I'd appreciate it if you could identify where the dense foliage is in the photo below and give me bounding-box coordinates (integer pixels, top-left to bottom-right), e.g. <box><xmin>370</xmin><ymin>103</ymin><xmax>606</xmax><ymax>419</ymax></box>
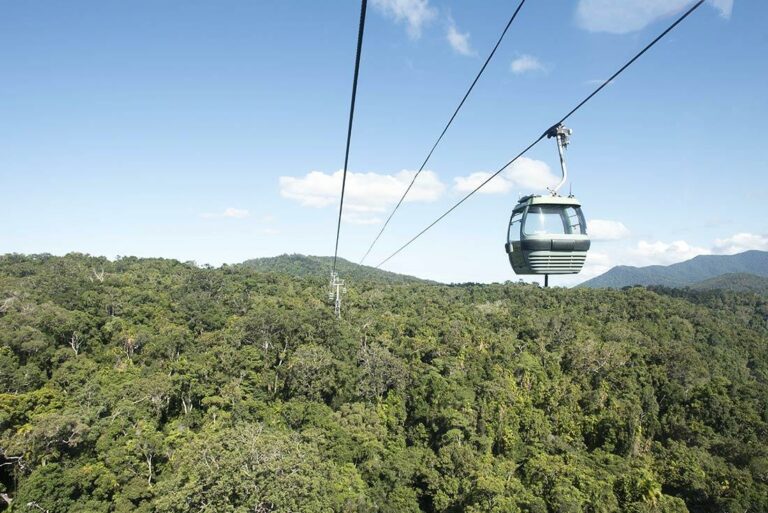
<box><xmin>1</xmin><ymin>253</ymin><xmax>767</xmax><ymax>512</ymax></box>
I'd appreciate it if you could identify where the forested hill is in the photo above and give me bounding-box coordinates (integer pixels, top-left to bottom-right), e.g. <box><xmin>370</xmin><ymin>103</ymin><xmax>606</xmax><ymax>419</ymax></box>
<box><xmin>1</xmin><ymin>253</ymin><xmax>768</xmax><ymax>512</ymax></box>
<box><xmin>580</xmin><ymin>250</ymin><xmax>768</xmax><ymax>288</ymax></box>
<box><xmin>690</xmin><ymin>272</ymin><xmax>768</xmax><ymax>296</ymax></box>
<box><xmin>240</xmin><ymin>253</ymin><xmax>432</xmax><ymax>283</ymax></box>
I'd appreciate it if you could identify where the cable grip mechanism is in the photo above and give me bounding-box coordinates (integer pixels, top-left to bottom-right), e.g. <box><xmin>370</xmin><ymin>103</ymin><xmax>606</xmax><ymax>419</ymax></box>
<box><xmin>546</xmin><ymin>124</ymin><xmax>573</xmax><ymax>196</ymax></box>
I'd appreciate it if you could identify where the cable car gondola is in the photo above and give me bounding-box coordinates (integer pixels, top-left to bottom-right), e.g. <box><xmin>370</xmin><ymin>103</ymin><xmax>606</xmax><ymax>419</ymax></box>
<box><xmin>505</xmin><ymin>124</ymin><xmax>590</xmax><ymax>282</ymax></box>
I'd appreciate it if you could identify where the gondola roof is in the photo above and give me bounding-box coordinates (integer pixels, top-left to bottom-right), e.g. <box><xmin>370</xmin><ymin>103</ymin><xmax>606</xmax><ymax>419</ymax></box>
<box><xmin>514</xmin><ymin>194</ymin><xmax>582</xmax><ymax>208</ymax></box>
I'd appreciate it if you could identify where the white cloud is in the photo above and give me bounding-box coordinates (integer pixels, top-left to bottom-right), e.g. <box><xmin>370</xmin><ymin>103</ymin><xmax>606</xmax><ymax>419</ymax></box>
<box><xmin>200</xmin><ymin>207</ymin><xmax>250</xmax><ymax>219</ymax></box>
<box><xmin>709</xmin><ymin>0</ymin><xmax>734</xmax><ymax>18</ymax></box>
<box><xmin>588</xmin><ymin>219</ymin><xmax>630</xmax><ymax>240</ymax></box>
<box><xmin>713</xmin><ymin>232</ymin><xmax>768</xmax><ymax>254</ymax></box>
<box><xmin>632</xmin><ymin>239</ymin><xmax>710</xmax><ymax>265</ymax></box>
<box><xmin>372</xmin><ymin>0</ymin><xmax>437</xmax><ymax>38</ymax></box>
<box><xmin>279</xmin><ymin>169</ymin><xmax>445</xmax><ymax>224</ymax></box>
<box><xmin>446</xmin><ymin>21</ymin><xmax>474</xmax><ymax>56</ymax></box>
<box><xmin>504</xmin><ymin>157</ymin><xmax>559</xmax><ymax>190</ymax></box>
<box><xmin>575</xmin><ymin>0</ymin><xmax>733</xmax><ymax>35</ymax></box>
<box><xmin>510</xmin><ymin>54</ymin><xmax>545</xmax><ymax>75</ymax></box>
<box><xmin>453</xmin><ymin>157</ymin><xmax>559</xmax><ymax>195</ymax></box>
<box><xmin>453</xmin><ymin>172</ymin><xmax>510</xmax><ymax>194</ymax></box>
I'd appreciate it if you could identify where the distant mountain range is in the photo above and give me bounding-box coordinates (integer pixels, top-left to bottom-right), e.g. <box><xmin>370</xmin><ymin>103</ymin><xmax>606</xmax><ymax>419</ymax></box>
<box><xmin>240</xmin><ymin>252</ymin><xmax>768</xmax><ymax>293</ymax></box>
<box><xmin>239</xmin><ymin>254</ymin><xmax>430</xmax><ymax>283</ymax></box>
<box><xmin>580</xmin><ymin>250</ymin><xmax>768</xmax><ymax>292</ymax></box>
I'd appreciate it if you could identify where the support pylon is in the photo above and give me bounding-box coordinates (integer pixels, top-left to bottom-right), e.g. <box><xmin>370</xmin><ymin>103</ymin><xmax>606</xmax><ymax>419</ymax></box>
<box><xmin>328</xmin><ymin>272</ymin><xmax>346</xmax><ymax>318</ymax></box>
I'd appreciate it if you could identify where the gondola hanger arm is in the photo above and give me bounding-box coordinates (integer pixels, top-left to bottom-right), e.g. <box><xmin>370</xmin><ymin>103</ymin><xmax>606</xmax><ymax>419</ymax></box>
<box><xmin>546</xmin><ymin>124</ymin><xmax>572</xmax><ymax>196</ymax></box>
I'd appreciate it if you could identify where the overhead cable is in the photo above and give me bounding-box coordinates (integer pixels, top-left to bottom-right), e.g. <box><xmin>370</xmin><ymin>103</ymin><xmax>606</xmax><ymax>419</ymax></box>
<box><xmin>359</xmin><ymin>0</ymin><xmax>528</xmax><ymax>265</ymax></box>
<box><xmin>333</xmin><ymin>0</ymin><xmax>368</xmax><ymax>274</ymax></box>
<box><xmin>375</xmin><ymin>0</ymin><xmax>706</xmax><ymax>269</ymax></box>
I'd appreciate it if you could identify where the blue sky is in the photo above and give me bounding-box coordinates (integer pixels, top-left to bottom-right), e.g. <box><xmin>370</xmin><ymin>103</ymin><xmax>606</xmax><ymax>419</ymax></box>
<box><xmin>1</xmin><ymin>0</ymin><xmax>765</xmax><ymax>284</ymax></box>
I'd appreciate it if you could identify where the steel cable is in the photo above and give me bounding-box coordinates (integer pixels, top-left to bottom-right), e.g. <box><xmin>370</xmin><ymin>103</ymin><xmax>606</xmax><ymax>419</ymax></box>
<box><xmin>375</xmin><ymin>0</ymin><xmax>706</xmax><ymax>269</ymax></box>
<box><xmin>359</xmin><ymin>0</ymin><xmax>528</xmax><ymax>264</ymax></box>
<box><xmin>333</xmin><ymin>0</ymin><xmax>368</xmax><ymax>274</ymax></box>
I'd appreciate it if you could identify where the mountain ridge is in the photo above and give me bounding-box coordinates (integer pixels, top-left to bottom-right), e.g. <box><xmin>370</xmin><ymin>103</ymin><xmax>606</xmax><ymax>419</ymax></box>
<box><xmin>579</xmin><ymin>250</ymin><xmax>768</xmax><ymax>288</ymax></box>
<box><xmin>689</xmin><ymin>272</ymin><xmax>768</xmax><ymax>295</ymax></box>
<box><xmin>239</xmin><ymin>253</ymin><xmax>433</xmax><ymax>284</ymax></box>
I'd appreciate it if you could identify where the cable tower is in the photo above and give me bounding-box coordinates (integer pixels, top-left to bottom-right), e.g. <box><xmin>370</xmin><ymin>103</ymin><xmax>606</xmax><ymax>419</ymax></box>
<box><xmin>328</xmin><ymin>271</ymin><xmax>347</xmax><ymax>318</ymax></box>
